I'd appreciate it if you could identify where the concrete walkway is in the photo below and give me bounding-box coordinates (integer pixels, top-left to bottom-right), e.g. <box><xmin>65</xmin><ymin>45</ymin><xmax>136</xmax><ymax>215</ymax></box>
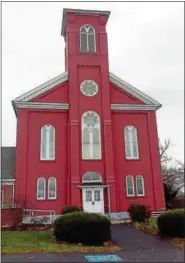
<box><xmin>2</xmin><ymin>224</ymin><xmax>184</xmax><ymax>262</ymax></box>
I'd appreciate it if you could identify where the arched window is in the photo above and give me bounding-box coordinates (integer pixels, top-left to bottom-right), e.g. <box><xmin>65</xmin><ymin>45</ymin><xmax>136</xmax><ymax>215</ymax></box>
<box><xmin>40</xmin><ymin>125</ymin><xmax>55</xmax><ymax>160</ymax></box>
<box><xmin>126</xmin><ymin>175</ymin><xmax>135</xmax><ymax>197</ymax></box>
<box><xmin>124</xmin><ymin>125</ymin><xmax>139</xmax><ymax>159</ymax></box>
<box><xmin>37</xmin><ymin>177</ymin><xmax>46</xmax><ymax>200</ymax></box>
<box><xmin>82</xmin><ymin>171</ymin><xmax>102</xmax><ymax>184</ymax></box>
<box><xmin>80</xmin><ymin>25</ymin><xmax>96</xmax><ymax>52</ymax></box>
<box><xmin>82</xmin><ymin>111</ymin><xmax>101</xmax><ymax>159</ymax></box>
<box><xmin>136</xmin><ymin>175</ymin><xmax>145</xmax><ymax>196</ymax></box>
<box><xmin>48</xmin><ymin>177</ymin><xmax>57</xmax><ymax>199</ymax></box>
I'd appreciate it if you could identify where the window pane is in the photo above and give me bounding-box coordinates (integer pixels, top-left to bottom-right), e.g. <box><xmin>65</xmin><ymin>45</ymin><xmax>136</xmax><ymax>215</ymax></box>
<box><xmin>41</xmin><ymin>127</ymin><xmax>47</xmax><ymax>159</ymax></box>
<box><xmin>137</xmin><ymin>177</ymin><xmax>144</xmax><ymax>195</ymax></box>
<box><xmin>48</xmin><ymin>179</ymin><xmax>56</xmax><ymax>199</ymax></box>
<box><xmin>86</xmin><ymin>190</ymin><xmax>92</xmax><ymax>201</ymax></box>
<box><xmin>125</xmin><ymin>142</ymin><xmax>132</xmax><ymax>158</ymax></box>
<box><xmin>88</xmin><ymin>34</ymin><xmax>95</xmax><ymax>52</ymax></box>
<box><xmin>80</xmin><ymin>33</ymin><xmax>87</xmax><ymax>52</ymax></box>
<box><xmin>126</xmin><ymin>177</ymin><xmax>134</xmax><ymax>195</ymax></box>
<box><xmin>49</xmin><ymin>127</ymin><xmax>55</xmax><ymax>159</ymax></box>
<box><xmin>37</xmin><ymin>178</ymin><xmax>45</xmax><ymax>199</ymax></box>
<box><xmin>82</xmin><ymin>128</ymin><xmax>91</xmax><ymax>159</ymax></box>
<box><xmin>133</xmin><ymin>142</ymin><xmax>138</xmax><ymax>158</ymax></box>
<box><xmin>94</xmin><ymin>190</ymin><xmax>100</xmax><ymax>201</ymax></box>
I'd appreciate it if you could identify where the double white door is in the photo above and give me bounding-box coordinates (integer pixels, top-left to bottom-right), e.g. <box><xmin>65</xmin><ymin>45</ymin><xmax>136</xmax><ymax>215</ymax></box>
<box><xmin>82</xmin><ymin>188</ymin><xmax>104</xmax><ymax>214</ymax></box>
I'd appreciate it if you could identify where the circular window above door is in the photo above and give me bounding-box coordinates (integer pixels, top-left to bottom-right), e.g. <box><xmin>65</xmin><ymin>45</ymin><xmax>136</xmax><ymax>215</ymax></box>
<box><xmin>80</xmin><ymin>80</ymin><xmax>98</xmax><ymax>96</ymax></box>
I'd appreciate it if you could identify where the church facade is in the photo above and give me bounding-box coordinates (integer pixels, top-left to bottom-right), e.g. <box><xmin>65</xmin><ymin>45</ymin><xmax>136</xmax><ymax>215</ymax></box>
<box><xmin>12</xmin><ymin>8</ymin><xmax>165</xmax><ymax>214</ymax></box>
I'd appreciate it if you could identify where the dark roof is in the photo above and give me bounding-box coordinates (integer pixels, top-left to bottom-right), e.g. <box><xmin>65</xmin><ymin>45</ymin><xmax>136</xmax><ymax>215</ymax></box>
<box><xmin>1</xmin><ymin>147</ymin><xmax>16</xmax><ymax>179</ymax></box>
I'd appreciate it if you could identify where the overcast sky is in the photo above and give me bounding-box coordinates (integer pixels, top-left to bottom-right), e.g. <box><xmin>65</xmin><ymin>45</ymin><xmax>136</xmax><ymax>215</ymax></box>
<box><xmin>2</xmin><ymin>2</ymin><xmax>184</xmax><ymax>164</ymax></box>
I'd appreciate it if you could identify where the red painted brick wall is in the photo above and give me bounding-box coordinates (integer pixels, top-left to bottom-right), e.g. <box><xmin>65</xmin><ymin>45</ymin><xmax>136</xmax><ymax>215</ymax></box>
<box><xmin>1</xmin><ymin>208</ymin><xmax>23</xmax><ymax>227</ymax></box>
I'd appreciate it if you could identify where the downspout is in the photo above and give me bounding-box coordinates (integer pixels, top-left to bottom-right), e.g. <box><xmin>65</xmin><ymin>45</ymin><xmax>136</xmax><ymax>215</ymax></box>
<box><xmin>107</xmin><ymin>185</ymin><xmax>111</xmax><ymax>214</ymax></box>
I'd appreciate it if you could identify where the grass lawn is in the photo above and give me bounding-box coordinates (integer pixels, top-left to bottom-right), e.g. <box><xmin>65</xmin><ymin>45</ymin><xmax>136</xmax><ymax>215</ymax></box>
<box><xmin>2</xmin><ymin>231</ymin><xmax>121</xmax><ymax>254</ymax></box>
<box><xmin>133</xmin><ymin>218</ymin><xmax>185</xmax><ymax>248</ymax></box>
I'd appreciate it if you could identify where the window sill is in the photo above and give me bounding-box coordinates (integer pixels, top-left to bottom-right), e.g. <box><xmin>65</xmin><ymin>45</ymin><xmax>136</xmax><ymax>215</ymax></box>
<box><xmin>126</xmin><ymin>195</ymin><xmax>145</xmax><ymax>198</ymax></box>
<box><xmin>40</xmin><ymin>159</ymin><xmax>56</xmax><ymax>163</ymax></box>
<box><xmin>79</xmin><ymin>52</ymin><xmax>97</xmax><ymax>55</ymax></box>
<box><xmin>125</xmin><ymin>158</ymin><xmax>140</xmax><ymax>161</ymax></box>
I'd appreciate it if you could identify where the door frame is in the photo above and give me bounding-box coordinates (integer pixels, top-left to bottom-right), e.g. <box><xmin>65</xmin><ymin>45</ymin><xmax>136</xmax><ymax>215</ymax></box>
<box><xmin>82</xmin><ymin>187</ymin><xmax>104</xmax><ymax>214</ymax></box>
<box><xmin>78</xmin><ymin>184</ymin><xmax>110</xmax><ymax>214</ymax></box>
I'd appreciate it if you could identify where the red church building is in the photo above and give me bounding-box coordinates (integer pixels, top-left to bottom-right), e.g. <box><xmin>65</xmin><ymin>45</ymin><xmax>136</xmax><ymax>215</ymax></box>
<box><xmin>11</xmin><ymin>8</ymin><xmax>165</xmax><ymax>215</ymax></box>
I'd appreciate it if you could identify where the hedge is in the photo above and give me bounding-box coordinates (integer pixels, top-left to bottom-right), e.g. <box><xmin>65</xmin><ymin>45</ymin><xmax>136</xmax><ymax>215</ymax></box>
<box><xmin>128</xmin><ymin>203</ymin><xmax>151</xmax><ymax>222</ymax></box>
<box><xmin>62</xmin><ymin>205</ymin><xmax>81</xmax><ymax>215</ymax></box>
<box><xmin>54</xmin><ymin>212</ymin><xmax>111</xmax><ymax>245</ymax></box>
<box><xmin>157</xmin><ymin>211</ymin><xmax>185</xmax><ymax>238</ymax></box>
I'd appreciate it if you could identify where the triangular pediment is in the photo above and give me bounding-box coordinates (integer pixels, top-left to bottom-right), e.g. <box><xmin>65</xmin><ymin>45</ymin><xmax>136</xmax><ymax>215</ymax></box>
<box><xmin>12</xmin><ymin>70</ymin><xmax>161</xmax><ymax>114</ymax></box>
<box><xmin>13</xmin><ymin>72</ymin><xmax>68</xmax><ymax>102</ymax></box>
<box><xmin>109</xmin><ymin>72</ymin><xmax>161</xmax><ymax>107</ymax></box>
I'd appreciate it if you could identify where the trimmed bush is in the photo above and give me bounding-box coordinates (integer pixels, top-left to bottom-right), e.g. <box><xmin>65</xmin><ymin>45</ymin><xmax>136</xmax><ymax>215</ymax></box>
<box><xmin>164</xmin><ymin>208</ymin><xmax>184</xmax><ymax>215</ymax></box>
<box><xmin>54</xmin><ymin>212</ymin><xmax>111</xmax><ymax>245</ymax></box>
<box><xmin>157</xmin><ymin>211</ymin><xmax>185</xmax><ymax>238</ymax></box>
<box><xmin>128</xmin><ymin>203</ymin><xmax>151</xmax><ymax>222</ymax></box>
<box><xmin>62</xmin><ymin>205</ymin><xmax>81</xmax><ymax>215</ymax></box>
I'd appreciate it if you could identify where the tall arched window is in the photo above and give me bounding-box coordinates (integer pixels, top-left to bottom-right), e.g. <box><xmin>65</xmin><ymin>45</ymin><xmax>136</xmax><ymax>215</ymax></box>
<box><xmin>40</xmin><ymin>125</ymin><xmax>55</xmax><ymax>160</ymax></box>
<box><xmin>82</xmin><ymin>111</ymin><xmax>101</xmax><ymax>159</ymax></box>
<box><xmin>80</xmin><ymin>25</ymin><xmax>96</xmax><ymax>52</ymax></box>
<box><xmin>124</xmin><ymin>125</ymin><xmax>139</xmax><ymax>159</ymax></box>
<box><xmin>48</xmin><ymin>177</ymin><xmax>57</xmax><ymax>200</ymax></box>
<box><xmin>136</xmin><ymin>175</ymin><xmax>145</xmax><ymax>196</ymax></box>
<box><xmin>126</xmin><ymin>175</ymin><xmax>135</xmax><ymax>197</ymax></box>
<box><xmin>37</xmin><ymin>177</ymin><xmax>46</xmax><ymax>200</ymax></box>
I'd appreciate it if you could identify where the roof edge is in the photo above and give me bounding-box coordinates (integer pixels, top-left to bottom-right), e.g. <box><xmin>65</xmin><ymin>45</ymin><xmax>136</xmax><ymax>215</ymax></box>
<box><xmin>61</xmin><ymin>8</ymin><xmax>110</xmax><ymax>36</ymax></box>
<box><xmin>13</xmin><ymin>71</ymin><xmax>68</xmax><ymax>103</ymax></box>
<box><xmin>109</xmin><ymin>72</ymin><xmax>162</xmax><ymax>109</ymax></box>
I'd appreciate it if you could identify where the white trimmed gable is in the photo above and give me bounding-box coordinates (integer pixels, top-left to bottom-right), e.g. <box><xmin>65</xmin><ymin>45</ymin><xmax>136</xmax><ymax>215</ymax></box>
<box><xmin>12</xmin><ymin>71</ymin><xmax>162</xmax><ymax>114</ymax></box>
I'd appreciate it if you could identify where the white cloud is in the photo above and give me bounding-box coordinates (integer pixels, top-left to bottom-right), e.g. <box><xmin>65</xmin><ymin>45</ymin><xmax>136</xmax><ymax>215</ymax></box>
<box><xmin>2</xmin><ymin>2</ymin><xmax>184</xmax><ymax>162</ymax></box>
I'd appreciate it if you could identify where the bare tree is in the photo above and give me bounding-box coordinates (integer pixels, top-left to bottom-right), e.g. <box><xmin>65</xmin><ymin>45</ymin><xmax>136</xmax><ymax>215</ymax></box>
<box><xmin>159</xmin><ymin>139</ymin><xmax>184</xmax><ymax>208</ymax></box>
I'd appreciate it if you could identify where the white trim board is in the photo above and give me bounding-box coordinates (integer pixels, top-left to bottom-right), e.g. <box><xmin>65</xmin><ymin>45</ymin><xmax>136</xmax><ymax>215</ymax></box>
<box><xmin>13</xmin><ymin>72</ymin><xmax>68</xmax><ymax>102</ymax></box>
<box><xmin>12</xmin><ymin>71</ymin><xmax>162</xmax><ymax>113</ymax></box>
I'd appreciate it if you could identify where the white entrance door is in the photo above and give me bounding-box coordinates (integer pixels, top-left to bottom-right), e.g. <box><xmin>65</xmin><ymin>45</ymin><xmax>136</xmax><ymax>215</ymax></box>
<box><xmin>82</xmin><ymin>188</ymin><xmax>104</xmax><ymax>214</ymax></box>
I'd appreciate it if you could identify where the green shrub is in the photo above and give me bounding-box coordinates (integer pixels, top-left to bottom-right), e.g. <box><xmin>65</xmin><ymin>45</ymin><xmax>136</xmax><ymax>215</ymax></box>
<box><xmin>62</xmin><ymin>205</ymin><xmax>81</xmax><ymax>215</ymax></box>
<box><xmin>54</xmin><ymin>212</ymin><xmax>111</xmax><ymax>245</ymax></box>
<box><xmin>164</xmin><ymin>208</ymin><xmax>184</xmax><ymax>215</ymax></box>
<box><xmin>157</xmin><ymin>212</ymin><xmax>185</xmax><ymax>238</ymax></box>
<box><xmin>128</xmin><ymin>203</ymin><xmax>151</xmax><ymax>222</ymax></box>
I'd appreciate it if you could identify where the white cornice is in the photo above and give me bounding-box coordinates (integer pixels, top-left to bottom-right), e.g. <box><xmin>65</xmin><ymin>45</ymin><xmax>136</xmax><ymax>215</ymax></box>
<box><xmin>111</xmin><ymin>104</ymin><xmax>160</xmax><ymax>111</ymax></box>
<box><xmin>13</xmin><ymin>102</ymin><xmax>69</xmax><ymax>115</ymax></box>
<box><xmin>61</xmin><ymin>8</ymin><xmax>110</xmax><ymax>36</ymax></box>
<box><xmin>109</xmin><ymin>72</ymin><xmax>162</xmax><ymax>108</ymax></box>
<box><xmin>13</xmin><ymin>72</ymin><xmax>68</xmax><ymax>102</ymax></box>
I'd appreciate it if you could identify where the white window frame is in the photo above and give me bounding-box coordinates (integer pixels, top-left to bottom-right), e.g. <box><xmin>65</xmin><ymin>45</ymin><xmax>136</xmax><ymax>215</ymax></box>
<box><xmin>82</xmin><ymin>111</ymin><xmax>102</xmax><ymax>160</ymax></box>
<box><xmin>80</xmin><ymin>24</ymin><xmax>96</xmax><ymax>52</ymax></box>
<box><xmin>40</xmin><ymin>124</ymin><xmax>55</xmax><ymax>161</ymax></box>
<box><xmin>80</xmin><ymin>80</ymin><xmax>98</xmax><ymax>97</ymax></box>
<box><xmin>37</xmin><ymin>177</ymin><xmax>46</xmax><ymax>200</ymax></box>
<box><xmin>126</xmin><ymin>175</ymin><xmax>135</xmax><ymax>197</ymax></box>
<box><xmin>124</xmin><ymin>125</ymin><xmax>139</xmax><ymax>160</ymax></box>
<box><xmin>82</xmin><ymin>171</ymin><xmax>102</xmax><ymax>184</ymax></box>
<box><xmin>48</xmin><ymin>177</ymin><xmax>57</xmax><ymax>200</ymax></box>
<box><xmin>136</xmin><ymin>175</ymin><xmax>145</xmax><ymax>196</ymax></box>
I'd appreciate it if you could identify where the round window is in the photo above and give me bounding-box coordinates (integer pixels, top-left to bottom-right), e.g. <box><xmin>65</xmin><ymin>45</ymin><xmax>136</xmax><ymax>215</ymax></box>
<box><xmin>80</xmin><ymin>80</ymin><xmax>98</xmax><ymax>96</ymax></box>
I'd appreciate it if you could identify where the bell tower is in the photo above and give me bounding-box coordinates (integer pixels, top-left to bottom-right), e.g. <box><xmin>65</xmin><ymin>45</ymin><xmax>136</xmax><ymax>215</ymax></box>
<box><xmin>61</xmin><ymin>8</ymin><xmax>117</xmax><ymax>211</ymax></box>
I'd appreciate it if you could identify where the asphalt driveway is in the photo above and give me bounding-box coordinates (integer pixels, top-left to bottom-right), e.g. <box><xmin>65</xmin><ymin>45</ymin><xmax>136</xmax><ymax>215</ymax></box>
<box><xmin>2</xmin><ymin>224</ymin><xmax>184</xmax><ymax>262</ymax></box>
